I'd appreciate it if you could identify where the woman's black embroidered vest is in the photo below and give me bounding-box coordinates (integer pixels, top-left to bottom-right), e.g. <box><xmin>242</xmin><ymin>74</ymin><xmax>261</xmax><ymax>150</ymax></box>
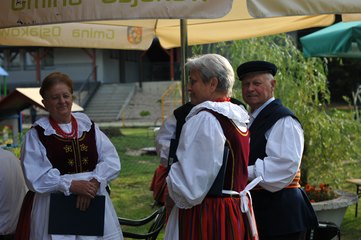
<box><xmin>35</xmin><ymin>122</ymin><xmax>98</xmax><ymax>175</ymax></box>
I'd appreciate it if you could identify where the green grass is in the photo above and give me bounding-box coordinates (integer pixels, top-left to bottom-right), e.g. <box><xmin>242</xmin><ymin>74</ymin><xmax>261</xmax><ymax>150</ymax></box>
<box><xmin>106</xmin><ymin>127</ymin><xmax>163</xmax><ymax>238</ymax></box>
<box><xmin>105</xmin><ymin>126</ymin><xmax>360</xmax><ymax>240</ymax></box>
<box><xmin>342</xmin><ymin>206</ymin><xmax>361</xmax><ymax>240</ymax></box>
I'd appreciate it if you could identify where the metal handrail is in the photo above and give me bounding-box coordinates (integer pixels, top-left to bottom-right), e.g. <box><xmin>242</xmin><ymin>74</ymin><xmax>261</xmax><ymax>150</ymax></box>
<box><xmin>160</xmin><ymin>81</ymin><xmax>182</xmax><ymax>123</ymax></box>
<box><xmin>77</xmin><ymin>67</ymin><xmax>97</xmax><ymax>106</ymax></box>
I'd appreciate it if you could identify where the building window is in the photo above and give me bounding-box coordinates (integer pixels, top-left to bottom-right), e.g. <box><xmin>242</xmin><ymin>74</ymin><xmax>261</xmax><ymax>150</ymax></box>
<box><xmin>9</xmin><ymin>50</ymin><xmax>21</xmax><ymax>70</ymax></box>
<box><xmin>25</xmin><ymin>48</ymin><xmax>54</xmax><ymax>69</ymax></box>
<box><xmin>0</xmin><ymin>48</ymin><xmax>54</xmax><ymax>70</ymax></box>
<box><xmin>25</xmin><ymin>51</ymin><xmax>36</xmax><ymax>69</ymax></box>
<box><xmin>42</xmin><ymin>48</ymin><xmax>54</xmax><ymax>67</ymax></box>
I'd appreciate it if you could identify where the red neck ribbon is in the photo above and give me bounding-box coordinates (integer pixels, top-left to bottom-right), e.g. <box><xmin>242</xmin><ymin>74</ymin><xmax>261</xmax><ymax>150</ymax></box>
<box><xmin>213</xmin><ymin>97</ymin><xmax>231</xmax><ymax>102</ymax></box>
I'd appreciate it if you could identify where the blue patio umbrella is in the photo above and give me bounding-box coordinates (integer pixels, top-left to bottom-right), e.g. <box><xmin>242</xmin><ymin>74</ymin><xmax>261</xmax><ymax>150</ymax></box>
<box><xmin>0</xmin><ymin>66</ymin><xmax>8</xmax><ymax>77</ymax></box>
<box><xmin>300</xmin><ymin>21</ymin><xmax>361</xmax><ymax>58</ymax></box>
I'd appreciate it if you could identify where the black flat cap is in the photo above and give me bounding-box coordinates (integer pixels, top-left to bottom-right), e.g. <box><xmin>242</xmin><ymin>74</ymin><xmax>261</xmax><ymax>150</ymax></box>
<box><xmin>237</xmin><ymin>60</ymin><xmax>277</xmax><ymax>80</ymax></box>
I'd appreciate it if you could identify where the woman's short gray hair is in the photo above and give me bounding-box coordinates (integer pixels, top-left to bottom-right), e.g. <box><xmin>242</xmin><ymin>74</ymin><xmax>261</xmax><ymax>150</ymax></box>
<box><xmin>185</xmin><ymin>54</ymin><xmax>234</xmax><ymax>96</ymax></box>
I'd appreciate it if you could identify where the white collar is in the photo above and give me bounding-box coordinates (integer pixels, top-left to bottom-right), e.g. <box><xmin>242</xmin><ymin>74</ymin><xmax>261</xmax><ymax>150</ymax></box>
<box><xmin>250</xmin><ymin>97</ymin><xmax>275</xmax><ymax>120</ymax></box>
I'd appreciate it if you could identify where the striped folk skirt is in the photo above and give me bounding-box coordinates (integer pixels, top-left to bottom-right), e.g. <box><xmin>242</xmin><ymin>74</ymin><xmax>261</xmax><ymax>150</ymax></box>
<box><xmin>178</xmin><ymin>196</ymin><xmax>255</xmax><ymax>240</ymax></box>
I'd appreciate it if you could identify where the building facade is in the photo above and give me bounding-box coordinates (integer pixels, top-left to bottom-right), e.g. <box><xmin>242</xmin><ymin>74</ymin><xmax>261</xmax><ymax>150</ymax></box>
<box><xmin>0</xmin><ymin>40</ymin><xmax>180</xmax><ymax>94</ymax></box>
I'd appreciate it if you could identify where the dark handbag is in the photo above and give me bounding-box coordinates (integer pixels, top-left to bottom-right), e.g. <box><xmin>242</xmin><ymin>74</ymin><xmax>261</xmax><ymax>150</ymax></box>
<box><xmin>48</xmin><ymin>193</ymin><xmax>105</xmax><ymax>236</ymax></box>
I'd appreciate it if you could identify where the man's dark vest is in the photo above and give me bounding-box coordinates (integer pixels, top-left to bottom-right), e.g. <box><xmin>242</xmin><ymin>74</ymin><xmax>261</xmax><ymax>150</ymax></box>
<box><xmin>173</xmin><ymin>102</ymin><xmax>194</xmax><ymax>140</ymax></box>
<box><xmin>249</xmin><ymin>99</ymin><xmax>299</xmax><ymax>165</ymax></box>
<box><xmin>35</xmin><ymin>122</ymin><xmax>98</xmax><ymax>174</ymax></box>
<box><xmin>168</xmin><ymin>102</ymin><xmax>194</xmax><ymax>165</ymax></box>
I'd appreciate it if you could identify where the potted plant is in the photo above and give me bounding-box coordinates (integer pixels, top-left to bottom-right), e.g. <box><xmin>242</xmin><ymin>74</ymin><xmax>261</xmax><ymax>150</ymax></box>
<box><xmin>304</xmin><ymin>183</ymin><xmax>358</xmax><ymax>227</ymax></box>
<box><xmin>304</xmin><ymin>183</ymin><xmax>337</xmax><ymax>203</ymax></box>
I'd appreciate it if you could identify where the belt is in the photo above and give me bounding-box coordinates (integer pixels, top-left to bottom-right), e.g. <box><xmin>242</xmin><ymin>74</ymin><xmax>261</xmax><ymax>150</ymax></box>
<box><xmin>222</xmin><ymin>176</ymin><xmax>263</xmax><ymax>239</ymax></box>
<box><xmin>251</xmin><ymin>169</ymin><xmax>301</xmax><ymax>191</ymax></box>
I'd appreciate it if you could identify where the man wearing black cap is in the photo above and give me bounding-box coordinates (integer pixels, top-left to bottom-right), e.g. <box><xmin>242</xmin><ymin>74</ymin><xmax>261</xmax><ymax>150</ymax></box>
<box><xmin>237</xmin><ymin>60</ymin><xmax>318</xmax><ymax>240</ymax></box>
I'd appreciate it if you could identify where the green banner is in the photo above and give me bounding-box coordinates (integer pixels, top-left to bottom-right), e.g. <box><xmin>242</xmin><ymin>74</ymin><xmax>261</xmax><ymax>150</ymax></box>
<box><xmin>248</xmin><ymin>0</ymin><xmax>361</xmax><ymax>17</ymax></box>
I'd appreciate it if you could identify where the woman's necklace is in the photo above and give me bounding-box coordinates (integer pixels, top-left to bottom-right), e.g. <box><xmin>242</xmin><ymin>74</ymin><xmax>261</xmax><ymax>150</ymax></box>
<box><xmin>49</xmin><ymin>115</ymin><xmax>78</xmax><ymax>139</ymax></box>
<box><xmin>214</xmin><ymin>97</ymin><xmax>230</xmax><ymax>102</ymax></box>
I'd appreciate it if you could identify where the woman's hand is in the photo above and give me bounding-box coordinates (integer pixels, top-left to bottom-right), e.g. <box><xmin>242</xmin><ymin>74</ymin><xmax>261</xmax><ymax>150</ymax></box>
<box><xmin>90</xmin><ymin>178</ymin><xmax>100</xmax><ymax>191</ymax></box>
<box><xmin>70</xmin><ymin>179</ymin><xmax>101</xmax><ymax>211</ymax></box>
<box><xmin>76</xmin><ymin>195</ymin><xmax>92</xmax><ymax>211</ymax></box>
<box><xmin>70</xmin><ymin>180</ymin><xmax>98</xmax><ymax>198</ymax></box>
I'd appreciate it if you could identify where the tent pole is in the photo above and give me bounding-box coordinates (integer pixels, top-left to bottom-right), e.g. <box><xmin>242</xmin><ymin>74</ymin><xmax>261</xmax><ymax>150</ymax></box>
<box><xmin>180</xmin><ymin>19</ymin><xmax>188</xmax><ymax>104</ymax></box>
<box><xmin>165</xmin><ymin>49</ymin><xmax>175</xmax><ymax>81</ymax></box>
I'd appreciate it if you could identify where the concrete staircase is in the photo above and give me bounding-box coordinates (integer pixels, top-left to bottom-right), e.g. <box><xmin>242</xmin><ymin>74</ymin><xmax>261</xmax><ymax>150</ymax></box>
<box><xmin>84</xmin><ymin>81</ymin><xmax>181</xmax><ymax>126</ymax></box>
<box><xmin>120</xmin><ymin>81</ymin><xmax>178</xmax><ymax>126</ymax></box>
<box><xmin>84</xmin><ymin>83</ymin><xmax>135</xmax><ymax>122</ymax></box>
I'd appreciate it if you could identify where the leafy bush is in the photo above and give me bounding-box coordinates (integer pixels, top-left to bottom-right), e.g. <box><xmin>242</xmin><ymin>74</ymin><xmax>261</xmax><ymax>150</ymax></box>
<box><xmin>140</xmin><ymin>110</ymin><xmax>151</xmax><ymax>117</ymax></box>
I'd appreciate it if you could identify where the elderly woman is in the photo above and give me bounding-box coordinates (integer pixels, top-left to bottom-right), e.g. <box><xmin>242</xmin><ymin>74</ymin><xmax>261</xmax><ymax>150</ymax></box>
<box><xmin>164</xmin><ymin>54</ymin><xmax>257</xmax><ymax>240</ymax></box>
<box><xmin>17</xmin><ymin>72</ymin><xmax>123</xmax><ymax>239</ymax></box>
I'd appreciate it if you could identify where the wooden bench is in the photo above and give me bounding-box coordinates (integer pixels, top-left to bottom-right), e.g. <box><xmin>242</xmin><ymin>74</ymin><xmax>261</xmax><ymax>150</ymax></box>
<box><xmin>346</xmin><ymin>179</ymin><xmax>361</xmax><ymax>217</ymax></box>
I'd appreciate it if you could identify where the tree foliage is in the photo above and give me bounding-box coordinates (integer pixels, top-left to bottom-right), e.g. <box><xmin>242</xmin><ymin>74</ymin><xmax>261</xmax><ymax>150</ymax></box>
<box><xmin>192</xmin><ymin>34</ymin><xmax>361</xmax><ymax>187</ymax></box>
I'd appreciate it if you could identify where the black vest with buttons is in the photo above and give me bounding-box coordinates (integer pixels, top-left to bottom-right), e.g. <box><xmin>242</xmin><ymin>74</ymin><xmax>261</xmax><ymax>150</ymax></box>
<box><xmin>249</xmin><ymin>99</ymin><xmax>299</xmax><ymax>165</ymax></box>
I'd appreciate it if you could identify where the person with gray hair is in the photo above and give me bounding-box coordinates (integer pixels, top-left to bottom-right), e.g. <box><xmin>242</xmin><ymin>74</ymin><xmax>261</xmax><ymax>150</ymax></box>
<box><xmin>164</xmin><ymin>54</ymin><xmax>258</xmax><ymax>240</ymax></box>
<box><xmin>237</xmin><ymin>60</ymin><xmax>317</xmax><ymax>240</ymax></box>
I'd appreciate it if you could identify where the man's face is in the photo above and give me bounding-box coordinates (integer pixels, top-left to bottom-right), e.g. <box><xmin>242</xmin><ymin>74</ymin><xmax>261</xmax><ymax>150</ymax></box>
<box><xmin>241</xmin><ymin>73</ymin><xmax>275</xmax><ymax>111</ymax></box>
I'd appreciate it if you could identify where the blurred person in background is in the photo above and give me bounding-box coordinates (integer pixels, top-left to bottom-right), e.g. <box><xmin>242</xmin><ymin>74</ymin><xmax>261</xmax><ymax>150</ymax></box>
<box><xmin>0</xmin><ymin>147</ymin><xmax>27</xmax><ymax>240</ymax></box>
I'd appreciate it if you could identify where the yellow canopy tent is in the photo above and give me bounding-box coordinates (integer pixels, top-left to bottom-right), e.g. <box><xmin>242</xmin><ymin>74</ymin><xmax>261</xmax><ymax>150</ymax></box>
<box><xmin>0</xmin><ymin>0</ymin><xmax>335</xmax><ymax>50</ymax></box>
<box><xmin>0</xmin><ymin>0</ymin><xmax>336</xmax><ymax>102</ymax></box>
<box><xmin>0</xmin><ymin>0</ymin><xmax>233</xmax><ymax>28</ymax></box>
